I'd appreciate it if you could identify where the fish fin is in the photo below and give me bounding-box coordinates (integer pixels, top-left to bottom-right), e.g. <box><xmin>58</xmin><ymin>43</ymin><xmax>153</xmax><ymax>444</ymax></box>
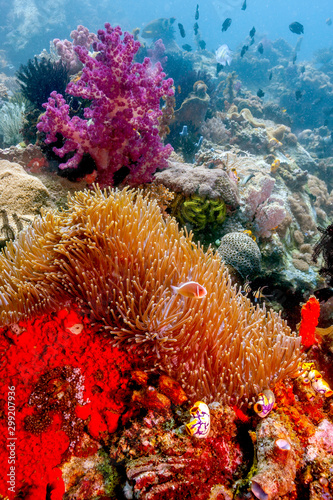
<box><xmin>171</xmin><ymin>285</ymin><xmax>179</xmax><ymax>294</ymax></box>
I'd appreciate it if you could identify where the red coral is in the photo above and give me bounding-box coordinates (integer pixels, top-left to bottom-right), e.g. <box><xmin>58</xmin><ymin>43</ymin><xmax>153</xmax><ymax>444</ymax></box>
<box><xmin>298</xmin><ymin>296</ymin><xmax>320</xmax><ymax>349</ymax></box>
<box><xmin>0</xmin><ymin>306</ymin><xmax>135</xmax><ymax>498</ymax></box>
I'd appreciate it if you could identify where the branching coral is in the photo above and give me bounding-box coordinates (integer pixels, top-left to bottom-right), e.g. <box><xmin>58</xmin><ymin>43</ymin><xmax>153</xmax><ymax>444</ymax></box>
<box><xmin>0</xmin><ymin>187</ymin><xmax>303</xmax><ymax>405</ymax></box>
<box><xmin>37</xmin><ymin>23</ymin><xmax>174</xmax><ymax>187</ymax></box>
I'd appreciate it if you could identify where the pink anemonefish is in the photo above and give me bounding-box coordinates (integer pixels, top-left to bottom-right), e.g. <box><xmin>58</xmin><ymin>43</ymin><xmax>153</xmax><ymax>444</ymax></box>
<box><xmin>171</xmin><ymin>281</ymin><xmax>207</xmax><ymax>298</ymax></box>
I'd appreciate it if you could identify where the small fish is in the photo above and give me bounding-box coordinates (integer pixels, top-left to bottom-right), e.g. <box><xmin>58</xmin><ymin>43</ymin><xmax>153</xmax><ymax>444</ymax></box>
<box><xmin>257</xmin><ymin>42</ymin><xmax>264</xmax><ymax>54</ymax></box>
<box><xmin>240</xmin><ymin>45</ymin><xmax>248</xmax><ymax>57</ymax></box>
<box><xmin>257</xmin><ymin>88</ymin><xmax>265</xmax><ymax>98</ymax></box>
<box><xmin>195</xmin><ymin>4</ymin><xmax>199</xmax><ymax>20</ymax></box>
<box><xmin>198</xmin><ymin>39</ymin><xmax>206</xmax><ymax>49</ymax></box>
<box><xmin>216</xmin><ymin>44</ymin><xmax>233</xmax><ymax>66</ymax></box>
<box><xmin>243</xmin><ymin>280</ymin><xmax>252</xmax><ymax>294</ymax></box>
<box><xmin>178</xmin><ymin>23</ymin><xmax>186</xmax><ymax>38</ymax></box>
<box><xmin>249</xmin><ymin>26</ymin><xmax>256</xmax><ymax>38</ymax></box>
<box><xmin>253</xmin><ymin>285</ymin><xmax>268</xmax><ymax>302</ymax></box>
<box><xmin>194</xmin><ymin>22</ymin><xmax>199</xmax><ymax>36</ymax></box>
<box><xmin>269</xmin><ymin>71</ymin><xmax>273</xmax><ymax>80</ymax></box>
<box><xmin>241</xmin><ymin>0</ymin><xmax>247</xmax><ymax>10</ymax></box>
<box><xmin>295</xmin><ymin>90</ymin><xmax>303</xmax><ymax>100</ymax></box>
<box><xmin>281</xmin><ymin>108</ymin><xmax>287</xmax><ymax>113</ymax></box>
<box><xmin>324</xmin><ymin>119</ymin><xmax>329</xmax><ymax>127</ymax></box>
<box><xmin>326</xmin><ymin>18</ymin><xmax>332</xmax><ymax>26</ymax></box>
<box><xmin>300</xmin><ymin>65</ymin><xmax>305</xmax><ymax>73</ymax></box>
<box><xmin>222</xmin><ymin>18</ymin><xmax>232</xmax><ymax>32</ymax></box>
<box><xmin>241</xmin><ymin>172</ymin><xmax>255</xmax><ymax>185</ymax></box>
<box><xmin>312</xmin><ymin>97</ymin><xmax>322</xmax><ymax>105</ymax></box>
<box><xmin>179</xmin><ymin>125</ymin><xmax>188</xmax><ymax>137</ymax></box>
<box><xmin>292</xmin><ymin>52</ymin><xmax>297</xmax><ymax>64</ymax></box>
<box><xmin>289</xmin><ymin>21</ymin><xmax>304</xmax><ymax>34</ymax></box>
<box><xmin>171</xmin><ymin>281</ymin><xmax>207</xmax><ymax>298</ymax></box>
<box><xmin>182</xmin><ymin>44</ymin><xmax>192</xmax><ymax>51</ymax></box>
<box><xmin>249</xmin><ymin>37</ymin><xmax>255</xmax><ymax>46</ymax></box>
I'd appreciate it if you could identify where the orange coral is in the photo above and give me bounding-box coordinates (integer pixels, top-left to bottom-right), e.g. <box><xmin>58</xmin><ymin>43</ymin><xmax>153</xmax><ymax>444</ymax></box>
<box><xmin>298</xmin><ymin>296</ymin><xmax>320</xmax><ymax>349</ymax></box>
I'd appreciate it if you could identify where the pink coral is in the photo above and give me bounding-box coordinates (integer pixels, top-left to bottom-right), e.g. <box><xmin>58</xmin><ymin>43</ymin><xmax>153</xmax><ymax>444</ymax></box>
<box><xmin>254</xmin><ymin>196</ymin><xmax>287</xmax><ymax>237</ymax></box>
<box><xmin>39</xmin><ymin>23</ymin><xmax>174</xmax><ymax>187</ymax></box>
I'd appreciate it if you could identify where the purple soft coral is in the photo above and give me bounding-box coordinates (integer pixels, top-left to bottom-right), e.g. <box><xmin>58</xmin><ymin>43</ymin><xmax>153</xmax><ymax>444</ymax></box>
<box><xmin>38</xmin><ymin>23</ymin><xmax>174</xmax><ymax>187</ymax></box>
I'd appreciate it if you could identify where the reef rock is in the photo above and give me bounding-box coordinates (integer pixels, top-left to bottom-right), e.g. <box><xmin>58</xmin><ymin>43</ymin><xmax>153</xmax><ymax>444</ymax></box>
<box><xmin>0</xmin><ymin>159</ymin><xmax>50</xmax><ymax>246</ymax></box>
<box><xmin>154</xmin><ymin>160</ymin><xmax>240</xmax><ymax>208</ymax></box>
<box><xmin>251</xmin><ymin>415</ymin><xmax>301</xmax><ymax>500</ymax></box>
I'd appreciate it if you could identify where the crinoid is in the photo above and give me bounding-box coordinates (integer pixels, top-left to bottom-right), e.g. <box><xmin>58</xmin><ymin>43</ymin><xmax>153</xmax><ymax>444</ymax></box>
<box><xmin>312</xmin><ymin>223</ymin><xmax>333</xmax><ymax>285</ymax></box>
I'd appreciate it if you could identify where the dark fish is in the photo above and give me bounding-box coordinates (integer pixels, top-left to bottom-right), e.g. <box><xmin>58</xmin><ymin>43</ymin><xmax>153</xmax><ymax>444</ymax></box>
<box><xmin>326</xmin><ymin>18</ymin><xmax>332</xmax><ymax>26</ymax></box>
<box><xmin>240</xmin><ymin>45</ymin><xmax>248</xmax><ymax>57</ymax></box>
<box><xmin>222</xmin><ymin>18</ymin><xmax>232</xmax><ymax>32</ymax></box>
<box><xmin>178</xmin><ymin>23</ymin><xmax>186</xmax><ymax>38</ymax></box>
<box><xmin>300</xmin><ymin>65</ymin><xmax>305</xmax><ymax>73</ymax></box>
<box><xmin>289</xmin><ymin>22</ymin><xmax>304</xmax><ymax>34</ymax></box>
<box><xmin>182</xmin><ymin>43</ymin><xmax>192</xmax><ymax>51</ymax></box>
<box><xmin>249</xmin><ymin>26</ymin><xmax>256</xmax><ymax>38</ymax></box>
<box><xmin>195</xmin><ymin>4</ymin><xmax>199</xmax><ymax>20</ymax></box>
<box><xmin>324</xmin><ymin>119</ymin><xmax>329</xmax><ymax>127</ymax></box>
<box><xmin>292</xmin><ymin>52</ymin><xmax>297</xmax><ymax>64</ymax></box>
<box><xmin>257</xmin><ymin>42</ymin><xmax>264</xmax><ymax>54</ymax></box>
<box><xmin>295</xmin><ymin>90</ymin><xmax>303</xmax><ymax>100</ymax></box>
<box><xmin>257</xmin><ymin>88</ymin><xmax>265</xmax><ymax>98</ymax></box>
<box><xmin>198</xmin><ymin>39</ymin><xmax>206</xmax><ymax>49</ymax></box>
<box><xmin>241</xmin><ymin>0</ymin><xmax>247</xmax><ymax>10</ymax></box>
<box><xmin>194</xmin><ymin>22</ymin><xmax>199</xmax><ymax>35</ymax></box>
<box><xmin>216</xmin><ymin>63</ymin><xmax>223</xmax><ymax>75</ymax></box>
<box><xmin>269</xmin><ymin>71</ymin><xmax>273</xmax><ymax>80</ymax></box>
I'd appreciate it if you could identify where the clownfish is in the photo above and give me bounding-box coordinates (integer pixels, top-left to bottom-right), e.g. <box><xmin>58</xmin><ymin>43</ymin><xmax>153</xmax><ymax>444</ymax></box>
<box><xmin>171</xmin><ymin>281</ymin><xmax>207</xmax><ymax>298</ymax></box>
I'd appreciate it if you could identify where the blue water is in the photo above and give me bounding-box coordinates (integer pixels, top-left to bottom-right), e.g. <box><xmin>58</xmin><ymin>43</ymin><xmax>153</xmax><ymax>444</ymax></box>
<box><xmin>0</xmin><ymin>0</ymin><xmax>332</xmax><ymax>69</ymax></box>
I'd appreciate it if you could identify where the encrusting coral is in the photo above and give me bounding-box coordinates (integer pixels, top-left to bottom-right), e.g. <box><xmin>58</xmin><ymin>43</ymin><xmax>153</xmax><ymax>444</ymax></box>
<box><xmin>0</xmin><ymin>187</ymin><xmax>303</xmax><ymax>405</ymax></box>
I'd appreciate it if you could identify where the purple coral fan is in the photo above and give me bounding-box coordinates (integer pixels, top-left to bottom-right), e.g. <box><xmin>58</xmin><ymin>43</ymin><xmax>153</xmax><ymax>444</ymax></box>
<box><xmin>38</xmin><ymin>23</ymin><xmax>174</xmax><ymax>187</ymax></box>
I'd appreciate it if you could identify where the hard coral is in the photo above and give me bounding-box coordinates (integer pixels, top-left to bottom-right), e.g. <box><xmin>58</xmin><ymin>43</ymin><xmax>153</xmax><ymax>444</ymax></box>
<box><xmin>217</xmin><ymin>232</ymin><xmax>261</xmax><ymax>279</ymax></box>
<box><xmin>0</xmin><ymin>187</ymin><xmax>303</xmax><ymax>405</ymax></box>
<box><xmin>37</xmin><ymin>23</ymin><xmax>174</xmax><ymax>187</ymax></box>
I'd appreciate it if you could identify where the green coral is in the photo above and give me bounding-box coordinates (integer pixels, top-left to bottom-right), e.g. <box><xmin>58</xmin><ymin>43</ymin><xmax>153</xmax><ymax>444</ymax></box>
<box><xmin>171</xmin><ymin>193</ymin><xmax>227</xmax><ymax>231</ymax></box>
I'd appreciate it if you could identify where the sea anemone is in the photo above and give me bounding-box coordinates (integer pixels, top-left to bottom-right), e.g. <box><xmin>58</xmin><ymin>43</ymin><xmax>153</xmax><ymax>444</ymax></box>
<box><xmin>0</xmin><ymin>187</ymin><xmax>303</xmax><ymax>404</ymax></box>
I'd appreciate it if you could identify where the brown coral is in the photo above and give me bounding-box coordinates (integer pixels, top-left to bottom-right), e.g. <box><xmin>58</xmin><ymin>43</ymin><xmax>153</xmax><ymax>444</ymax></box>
<box><xmin>0</xmin><ymin>187</ymin><xmax>303</xmax><ymax>404</ymax></box>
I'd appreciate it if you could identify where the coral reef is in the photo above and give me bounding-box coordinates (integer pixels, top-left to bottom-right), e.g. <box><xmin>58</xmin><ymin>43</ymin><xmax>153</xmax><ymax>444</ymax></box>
<box><xmin>37</xmin><ymin>23</ymin><xmax>174</xmax><ymax>187</ymax></box>
<box><xmin>109</xmin><ymin>402</ymin><xmax>242</xmax><ymax>499</ymax></box>
<box><xmin>217</xmin><ymin>232</ymin><xmax>261</xmax><ymax>279</ymax></box>
<box><xmin>53</xmin><ymin>25</ymin><xmax>98</xmax><ymax>75</ymax></box>
<box><xmin>0</xmin><ymin>187</ymin><xmax>303</xmax><ymax>406</ymax></box>
<box><xmin>0</xmin><ymin>306</ymin><xmax>136</xmax><ymax>498</ymax></box>
<box><xmin>155</xmin><ymin>159</ymin><xmax>240</xmax><ymax>208</ymax></box>
<box><xmin>173</xmin><ymin>80</ymin><xmax>210</xmax><ymax>130</ymax></box>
